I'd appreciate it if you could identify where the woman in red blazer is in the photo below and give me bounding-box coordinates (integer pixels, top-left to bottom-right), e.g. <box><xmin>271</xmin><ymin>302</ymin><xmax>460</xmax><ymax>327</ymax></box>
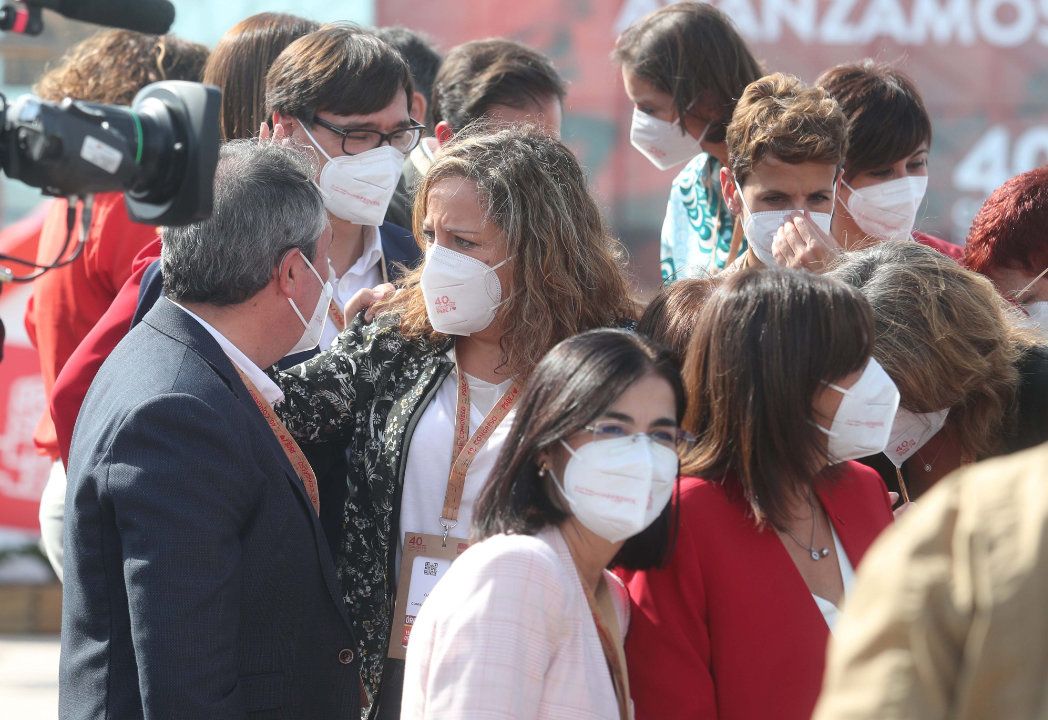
<box><xmin>625</xmin><ymin>268</ymin><xmax>898</xmax><ymax>720</ymax></box>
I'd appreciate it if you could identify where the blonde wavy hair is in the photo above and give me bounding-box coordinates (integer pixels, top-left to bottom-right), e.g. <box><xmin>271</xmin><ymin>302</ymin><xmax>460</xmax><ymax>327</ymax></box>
<box><xmin>378</xmin><ymin>125</ymin><xmax>636</xmax><ymax>379</ymax></box>
<box><xmin>829</xmin><ymin>241</ymin><xmax>1033</xmax><ymax>460</ymax></box>
<box><xmin>727</xmin><ymin>72</ymin><xmax>847</xmax><ymax>184</ymax></box>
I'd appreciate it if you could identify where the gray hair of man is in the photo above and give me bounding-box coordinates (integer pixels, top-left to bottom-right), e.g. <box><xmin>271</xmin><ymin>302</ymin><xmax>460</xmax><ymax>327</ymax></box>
<box><xmin>161</xmin><ymin>139</ymin><xmax>325</xmax><ymax>305</ymax></box>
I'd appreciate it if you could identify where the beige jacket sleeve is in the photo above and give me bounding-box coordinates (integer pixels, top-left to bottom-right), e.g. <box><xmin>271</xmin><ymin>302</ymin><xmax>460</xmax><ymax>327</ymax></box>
<box><xmin>812</xmin><ymin>441</ymin><xmax>1048</xmax><ymax>720</ymax></box>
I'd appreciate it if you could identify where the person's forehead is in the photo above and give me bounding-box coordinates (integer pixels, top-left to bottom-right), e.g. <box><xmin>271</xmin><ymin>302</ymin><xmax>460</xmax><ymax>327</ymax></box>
<box><xmin>316</xmin><ymin>93</ymin><xmax>411</xmax><ymax>127</ymax></box>
<box><xmin>748</xmin><ymin>156</ymin><xmax>838</xmax><ymax>190</ymax></box>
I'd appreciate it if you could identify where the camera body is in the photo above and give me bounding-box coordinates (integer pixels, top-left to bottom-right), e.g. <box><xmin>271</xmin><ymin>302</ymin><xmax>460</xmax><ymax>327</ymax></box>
<box><xmin>1</xmin><ymin>80</ymin><xmax>221</xmax><ymax>226</ymax></box>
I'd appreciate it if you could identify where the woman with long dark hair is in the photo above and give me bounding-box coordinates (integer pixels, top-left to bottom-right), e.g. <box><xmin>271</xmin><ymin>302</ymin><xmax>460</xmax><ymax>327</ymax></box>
<box><xmin>626</xmin><ymin>269</ymin><xmax>898</xmax><ymax>720</ymax></box>
<box><xmin>614</xmin><ymin>2</ymin><xmax>762</xmax><ymax>278</ymax></box>
<box><xmin>402</xmin><ymin>329</ymin><xmax>689</xmax><ymax>719</ymax></box>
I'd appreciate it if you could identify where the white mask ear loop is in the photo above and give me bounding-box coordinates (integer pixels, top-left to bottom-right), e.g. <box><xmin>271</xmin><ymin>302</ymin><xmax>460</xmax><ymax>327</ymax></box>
<box><xmin>1015</xmin><ymin>265</ymin><xmax>1048</xmax><ymax>303</ymax></box>
<box><xmin>297</xmin><ymin>121</ymin><xmax>335</xmax><ymax>162</ymax></box>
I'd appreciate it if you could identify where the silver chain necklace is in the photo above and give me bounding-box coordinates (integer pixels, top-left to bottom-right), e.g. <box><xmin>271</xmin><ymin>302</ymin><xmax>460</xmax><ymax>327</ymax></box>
<box><xmin>779</xmin><ymin>492</ymin><xmax>830</xmax><ymax>561</ymax></box>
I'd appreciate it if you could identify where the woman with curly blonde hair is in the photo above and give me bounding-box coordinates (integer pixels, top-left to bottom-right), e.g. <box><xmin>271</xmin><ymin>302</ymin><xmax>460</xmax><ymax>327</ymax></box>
<box><xmin>272</xmin><ymin>125</ymin><xmax>636</xmax><ymax>717</ymax></box>
<box><xmin>829</xmin><ymin>240</ymin><xmax>1048</xmax><ymax>499</ymax></box>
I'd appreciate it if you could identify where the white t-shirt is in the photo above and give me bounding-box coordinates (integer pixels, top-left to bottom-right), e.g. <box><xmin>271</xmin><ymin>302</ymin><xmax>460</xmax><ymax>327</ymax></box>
<box><xmin>396</xmin><ymin>354</ymin><xmax>516</xmax><ymax>577</ymax></box>
<box><xmin>812</xmin><ymin>525</ymin><xmax>855</xmax><ymax>631</ymax></box>
<box><xmin>320</xmin><ymin>225</ymin><xmax>384</xmax><ymax>349</ymax></box>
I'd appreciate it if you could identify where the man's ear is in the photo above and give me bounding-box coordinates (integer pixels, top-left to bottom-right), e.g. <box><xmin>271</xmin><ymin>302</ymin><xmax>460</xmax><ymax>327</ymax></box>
<box><xmin>275</xmin><ymin>247</ymin><xmax>299</xmax><ymax>298</ymax></box>
<box><xmin>721</xmin><ymin>166</ymin><xmax>742</xmax><ymax>216</ymax></box>
<box><xmin>434</xmin><ymin>121</ymin><xmax>455</xmax><ymax>146</ymax></box>
<box><xmin>412</xmin><ymin>92</ymin><xmax>428</xmax><ymax>126</ymax></box>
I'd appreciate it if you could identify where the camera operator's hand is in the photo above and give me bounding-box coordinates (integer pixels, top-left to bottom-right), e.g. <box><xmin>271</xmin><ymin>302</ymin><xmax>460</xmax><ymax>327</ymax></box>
<box><xmin>345</xmin><ymin>283</ymin><xmax>397</xmax><ymax>325</ymax></box>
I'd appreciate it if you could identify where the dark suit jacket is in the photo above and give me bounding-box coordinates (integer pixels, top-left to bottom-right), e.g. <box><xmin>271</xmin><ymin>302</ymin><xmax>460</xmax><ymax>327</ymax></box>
<box><xmin>60</xmin><ymin>298</ymin><xmax>361</xmax><ymax>720</ymax></box>
<box><xmin>130</xmin><ymin>223</ymin><xmax>420</xmax><ymax>556</ymax></box>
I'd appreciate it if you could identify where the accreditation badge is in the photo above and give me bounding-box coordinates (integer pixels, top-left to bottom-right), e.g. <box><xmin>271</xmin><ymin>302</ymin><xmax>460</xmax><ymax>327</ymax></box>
<box><xmin>387</xmin><ymin>531</ymin><xmax>470</xmax><ymax>659</ymax></box>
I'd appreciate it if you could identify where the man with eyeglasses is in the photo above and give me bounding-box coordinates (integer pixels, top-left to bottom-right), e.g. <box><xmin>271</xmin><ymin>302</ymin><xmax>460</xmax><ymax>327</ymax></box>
<box><xmin>265</xmin><ymin>22</ymin><xmax>423</xmax><ymax>357</ymax></box>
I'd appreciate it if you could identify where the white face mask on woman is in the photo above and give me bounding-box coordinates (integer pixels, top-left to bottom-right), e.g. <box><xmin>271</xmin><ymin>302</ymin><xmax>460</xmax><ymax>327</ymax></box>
<box><xmin>814</xmin><ymin>358</ymin><xmax>901</xmax><ymax>464</ymax></box>
<box><xmin>735</xmin><ymin>182</ymin><xmax>833</xmax><ymax>266</ymax></box>
<box><xmin>842</xmin><ymin>175</ymin><xmax>927</xmax><ymax>241</ymax></box>
<box><xmin>285</xmin><ymin>251</ymin><xmax>333</xmax><ymax>356</ymax></box>
<box><xmin>883</xmin><ymin>406</ymin><xmax>950</xmax><ymax>468</ymax></box>
<box><xmin>419</xmin><ymin>243</ymin><xmax>511</xmax><ymax>336</ymax></box>
<box><xmin>629</xmin><ymin>107</ymin><xmax>709</xmax><ymax>171</ymax></box>
<box><xmin>299</xmin><ymin>122</ymin><xmax>404</xmax><ymax>226</ymax></box>
<box><xmin>553</xmin><ymin>435</ymin><xmax>678</xmax><ymax>543</ymax></box>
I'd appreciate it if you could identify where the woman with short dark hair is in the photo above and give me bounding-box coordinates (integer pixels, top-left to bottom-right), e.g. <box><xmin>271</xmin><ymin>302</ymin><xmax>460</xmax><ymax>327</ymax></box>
<box><xmin>626</xmin><ymin>268</ymin><xmax>898</xmax><ymax>720</ymax></box>
<box><xmin>816</xmin><ymin>60</ymin><xmax>962</xmax><ymax>259</ymax></box>
<box><xmin>401</xmin><ymin>329</ymin><xmax>687</xmax><ymax>719</ymax></box>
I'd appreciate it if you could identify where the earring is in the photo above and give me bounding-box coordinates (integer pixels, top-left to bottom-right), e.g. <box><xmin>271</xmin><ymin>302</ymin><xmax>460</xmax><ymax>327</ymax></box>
<box><xmin>538</xmin><ymin>463</ymin><xmax>548</xmax><ymax>477</ymax></box>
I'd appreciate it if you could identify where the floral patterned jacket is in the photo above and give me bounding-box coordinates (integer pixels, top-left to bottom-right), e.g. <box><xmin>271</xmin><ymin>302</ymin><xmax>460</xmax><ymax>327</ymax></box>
<box><xmin>273</xmin><ymin>312</ymin><xmax>454</xmax><ymax>703</ymax></box>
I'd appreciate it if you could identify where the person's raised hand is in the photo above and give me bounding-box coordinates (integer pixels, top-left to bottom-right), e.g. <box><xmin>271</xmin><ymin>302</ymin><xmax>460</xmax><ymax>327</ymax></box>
<box><xmin>257</xmin><ymin>121</ymin><xmax>288</xmax><ymax>145</ymax></box>
<box><xmin>772</xmin><ymin>210</ymin><xmax>843</xmax><ymax>273</ymax></box>
<box><xmin>344</xmin><ymin>283</ymin><xmax>397</xmax><ymax>325</ymax></box>
<box><xmin>888</xmin><ymin>491</ymin><xmax>914</xmax><ymax>520</ymax></box>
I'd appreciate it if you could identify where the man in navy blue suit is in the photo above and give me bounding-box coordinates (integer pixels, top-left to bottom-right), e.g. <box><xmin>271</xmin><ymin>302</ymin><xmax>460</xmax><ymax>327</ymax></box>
<box><xmin>60</xmin><ymin>141</ymin><xmax>361</xmax><ymax>719</ymax></box>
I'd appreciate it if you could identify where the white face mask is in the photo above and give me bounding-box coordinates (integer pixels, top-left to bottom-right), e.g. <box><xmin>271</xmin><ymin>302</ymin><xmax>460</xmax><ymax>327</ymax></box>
<box><xmin>842</xmin><ymin>175</ymin><xmax>927</xmax><ymax>242</ymax></box>
<box><xmin>1023</xmin><ymin>301</ymin><xmax>1048</xmax><ymax>337</ymax></box>
<box><xmin>554</xmin><ymin>436</ymin><xmax>678</xmax><ymax>544</ymax></box>
<box><xmin>735</xmin><ymin>182</ymin><xmax>833</xmax><ymax>266</ymax></box>
<box><xmin>814</xmin><ymin>358</ymin><xmax>901</xmax><ymax>464</ymax></box>
<box><xmin>299</xmin><ymin>122</ymin><xmax>404</xmax><ymax>226</ymax></box>
<box><xmin>286</xmin><ymin>251</ymin><xmax>333</xmax><ymax>356</ymax></box>
<box><xmin>420</xmin><ymin>244</ymin><xmax>511</xmax><ymax>336</ymax></box>
<box><xmin>883</xmin><ymin>406</ymin><xmax>950</xmax><ymax>468</ymax></box>
<box><xmin>629</xmin><ymin>107</ymin><xmax>708</xmax><ymax>171</ymax></box>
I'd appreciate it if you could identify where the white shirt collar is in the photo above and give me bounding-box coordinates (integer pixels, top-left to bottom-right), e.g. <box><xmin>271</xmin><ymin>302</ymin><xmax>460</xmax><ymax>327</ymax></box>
<box><xmin>171</xmin><ymin>301</ymin><xmax>285</xmax><ymax>406</ymax></box>
<box><xmin>330</xmin><ymin>225</ymin><xmax>383</xmax><ymax>291</ymax></box>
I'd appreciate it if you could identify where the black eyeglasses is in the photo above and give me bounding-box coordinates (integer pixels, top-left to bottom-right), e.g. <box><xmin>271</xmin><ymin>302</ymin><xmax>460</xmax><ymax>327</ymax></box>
<box><xmin>310</xmin><ymin>116</ymin><xmax>425</xmax><ymax>155</ymax></box>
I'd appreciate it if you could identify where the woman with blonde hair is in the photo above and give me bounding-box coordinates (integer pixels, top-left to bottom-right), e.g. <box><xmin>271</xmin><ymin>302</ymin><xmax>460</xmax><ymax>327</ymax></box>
<box><xmin>273</xmin><ymin>126</ymin><xmax>636</xmax><ymax>717</ymax></box>
<box><xmin>829</xmin><ymin>240</ymin><xmax>1048</xmax><ymax>500</ymax></box>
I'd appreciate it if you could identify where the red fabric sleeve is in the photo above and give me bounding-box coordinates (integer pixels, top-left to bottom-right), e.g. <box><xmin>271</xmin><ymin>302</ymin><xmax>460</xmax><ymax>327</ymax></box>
<box><xmin>26</xmin><ymin>194</ymin><xmax>158</xmax><ymax>458</ymax></box>
<box><xmin>51</xmin><ymin>238</ymin><xmax>161</xmax><ymax>465</ymax></box>
<box><xmin>625</xmin><ymin>482</ymin><xmax>718</xmax><ymax>720</ymax></box>
<box><xmin>913</xmin><ymin>231</ymin><xmax>964</xmax><ymax>261</ymax></box>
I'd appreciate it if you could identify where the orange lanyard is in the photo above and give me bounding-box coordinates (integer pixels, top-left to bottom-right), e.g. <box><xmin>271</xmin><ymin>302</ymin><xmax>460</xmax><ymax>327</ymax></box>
<box><xmin>439</xmin><ymin>369</ymin><xmax>519</xmax><ymax>534</ymax></box>
<box><xmin>233</xmin><ymin>366</ymin><xmax>320</xmax><ymax>516</ymax></box>
<box><xmin>326</xmin><ymin>253</ymin><xmax>389</xmax><ymax>334</ymax></box>
<box><xmin>327</xmin><ymin>299</ymin><xmax>346</xmax><ymax>333</ymax></box>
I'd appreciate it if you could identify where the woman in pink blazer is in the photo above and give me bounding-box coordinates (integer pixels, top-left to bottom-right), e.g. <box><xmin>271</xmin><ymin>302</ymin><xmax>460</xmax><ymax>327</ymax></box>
<box><xmin>402</xmin><ymin>329</ymin><xmax>693</xmax><ymax>719</ymax></box>
<box><xmin>626</xmin><ymin>268</ymin><xmax>898</xmax><ymax>720</ymax></box>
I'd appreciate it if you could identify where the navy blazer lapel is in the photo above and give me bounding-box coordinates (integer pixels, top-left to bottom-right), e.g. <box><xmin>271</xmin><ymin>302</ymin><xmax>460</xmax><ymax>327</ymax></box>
<box><xmin>142</xmin><ymin>299</ymin><xmax>354</xmax><ymax>630</ymax></box>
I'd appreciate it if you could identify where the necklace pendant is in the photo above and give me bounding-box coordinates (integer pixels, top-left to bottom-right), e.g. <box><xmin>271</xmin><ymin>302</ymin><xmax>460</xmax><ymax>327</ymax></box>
<box><xmin>924</xmin><ymin>463</ymin><xmax>932</xmax><ymax>472</ymax></box>
<box><xmin>810</xmin><ymin>549</ymin><xmax>821</xmax><ymax>561</ymax></box>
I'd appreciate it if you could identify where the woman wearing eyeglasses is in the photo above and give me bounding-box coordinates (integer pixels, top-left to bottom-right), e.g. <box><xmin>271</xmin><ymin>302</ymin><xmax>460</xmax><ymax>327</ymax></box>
<box><xmin>625</xmin><ymin>269</ymin><xmax>898</xmax><ymax>720</ymax></box>
<box><xmin>401</xmin><ymin>329</ymin><xmax>688</xmax><ymax>720</ymax></box>
<box><xmin>272</xmin><ymin>127</ymin><xmax>637</xmax><ymax>718</ymax></box>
